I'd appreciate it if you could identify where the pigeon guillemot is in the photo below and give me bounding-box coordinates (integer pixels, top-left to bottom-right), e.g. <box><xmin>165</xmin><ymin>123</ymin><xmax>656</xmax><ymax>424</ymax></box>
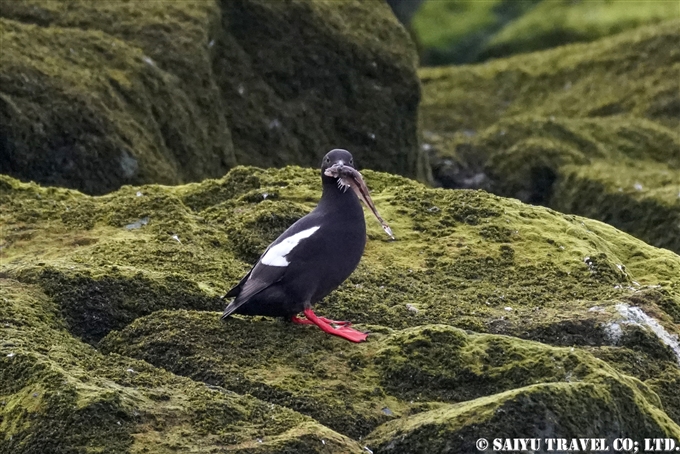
<box><xmin>221</xmin><ymin>149</ymin><xmax>393</xmax><ymax>343</ymax></box>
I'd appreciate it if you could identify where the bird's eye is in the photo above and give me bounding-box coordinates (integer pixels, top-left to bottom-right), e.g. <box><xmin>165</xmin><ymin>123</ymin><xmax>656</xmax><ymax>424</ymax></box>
<box><xmin>325</xmin><ymin>157</ymin><xmax>330</xmax><ymax>163</ymax></box>
<box><xmin>349</xmin><ymin>159</ymin><xmax>353</xmax><ymax>165</ymax></box>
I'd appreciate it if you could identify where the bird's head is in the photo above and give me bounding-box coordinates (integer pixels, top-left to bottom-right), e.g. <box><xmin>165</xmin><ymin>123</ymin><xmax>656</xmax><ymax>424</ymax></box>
<box><xmin>320</xmin><ymin>148</ymin><xmax>355</xmax><ymax>184</ymax></box>
<box><xmin>320</xmin><ymin>148</ymin><xmax>394</xmax><ymax>239</ymax></box>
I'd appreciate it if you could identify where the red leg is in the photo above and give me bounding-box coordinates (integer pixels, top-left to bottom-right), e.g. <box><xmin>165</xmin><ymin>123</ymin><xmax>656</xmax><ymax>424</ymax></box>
<box><xmin>303</xmin><ymin>308</ymin><xmax>368</xmax><ymax>343</ymax></box>
<box><xmin>291</xmin><ymin>315</ymin><xmax>314</xmax><ymax>325</ymax></box>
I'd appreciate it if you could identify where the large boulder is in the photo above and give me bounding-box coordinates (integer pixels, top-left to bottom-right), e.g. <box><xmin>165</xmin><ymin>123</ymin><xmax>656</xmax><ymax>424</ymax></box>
<box><xmin>2</xmin><ymin>166</ymin><xmax>680</xmax><ymax>450</ymax></box>
<box><xmin>0</xmin><ymin>0</ymin><xmax>424</xmax><ymax>195</ymax></box>
<box><xmin>420</xmin><ymin>20</ymin><xmax>680</xmax><ymax>254</ymax></box>
<box><xmin>0</xmin><ymin>2</ymin><xmax>235</xmax><ymax>195</ymax></box>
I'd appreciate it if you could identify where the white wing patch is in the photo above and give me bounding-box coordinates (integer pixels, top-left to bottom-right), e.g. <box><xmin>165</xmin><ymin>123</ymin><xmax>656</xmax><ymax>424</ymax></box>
<box><xmin>260</xmin><ymin>226</ymin><xmax>320</xmax><ymax>267</ymax></box>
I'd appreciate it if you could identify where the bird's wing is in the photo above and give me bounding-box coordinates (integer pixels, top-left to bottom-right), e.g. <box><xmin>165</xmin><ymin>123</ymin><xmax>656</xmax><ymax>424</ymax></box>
<box><xmin>221</xmin><ymin>214</ymin><xmax>323</xmax><ymax>319</ymax></box>
<box><xmin>221</xmin><ymin>264</ymin><xmax>286</xmax><ymax>319</ymax></box>
<box><xmin>224</xmin><ymin>269</ymin><xmax>252</xmax><ymax>298</ymax></box>
<box><xmin>222</xmin><ymin>226</ymin><xmax>283</xmax><ymax>301</ymax></box>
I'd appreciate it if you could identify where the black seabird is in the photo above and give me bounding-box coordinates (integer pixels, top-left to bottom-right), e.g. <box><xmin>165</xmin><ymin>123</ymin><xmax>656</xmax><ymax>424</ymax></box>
<box><xmin>221</xmin><ymin>149</ymin><xmax>393</xmax><ymax>343</ymax></box>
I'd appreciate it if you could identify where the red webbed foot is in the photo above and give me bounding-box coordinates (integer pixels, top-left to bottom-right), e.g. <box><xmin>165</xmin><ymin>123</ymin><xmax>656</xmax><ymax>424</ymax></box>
<box><xmin>291</xmin><ymin>315</ymin><xmax>314</xmax><ymax>325</ymax></box>
<box><xmin>320</xmin><ymin>317</ymin><xmax>351</xmax><ymax>326</ymax></box>
<box><xmin>300</xmin><ymin>309</ymin><xmax>368</xmax><ymax>343</ymax></box>
<box><xmin>291</xmin><ymin>315</ymin><xmax>351</xmax><ymax>326</ymax></box>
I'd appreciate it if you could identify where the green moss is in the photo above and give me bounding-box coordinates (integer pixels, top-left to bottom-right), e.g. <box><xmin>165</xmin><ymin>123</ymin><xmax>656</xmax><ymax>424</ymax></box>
<box><xmin>484</xmin><ymin>0</ymin><xmax>680</xmax><ymax>59</ymax></box>
<box><xmin>30</xmin><ymin>267</ymin><xmax>221</xmax><ymax>344</ymax></box>
<box><xmin>414</xmin><ymin>0</ymin><xmax>501</xmax><ymax>50</ymax></box>
<box><xmin>421</xmin><ymin>21</ymin><xmax>680</xmax><ymax>132</ymax></box>
<box><xmin>0</xmin><ymin>3</ymin><xmax>235</xmax><ymax>195</ymax></box>
<box><xmin>375</xmin><ymin>325</ymin><xmax>609</xmax><ymax>403</ymax></box>
<box><xmin>365</xmin><ymin>380</ymin><xmax>680</xmax><ymax>452</ymax></box>
<box><xmin>648</xmin><ymin>368</ymin><xmax>680</xmax><ymax>426</ymax></box>
<box><xmin>1</xmin><ymin>380</ymin><xmax>135</xmax><ymax>454</ymax></box>
<box><xmin>589</xmin><ymin>346</ymin><xmax>680</xmax><ymax>425</ymax></box>
<box><xmin>554</xmin><ymin>160</ymin><xmax>680</xmax><ymax>254</ymax></box>
<box><xmin>3</xmin><ymin>166</ymin><xmax>679</xmax><ymax>346</ymax></box>
<box><xmin>2</xmin><ymin>166</ymin><xmax>680</xmax><ymax>447</ymax></box>
<box><xmin>212</xmin><ymin>0</ymin><xmax>425</xmax><ymax>179</ymax></box>
<box><xmin>411</xmin><ymin>0</ymin><xmax>678</xmax><ymax>65</ymax></box>
<box><xmin>412</xmin><ymin>0</ymin><xmax>540</xmax><ymax>64</ymax></box>
<box><xmin>100</xmin><ymin>314</ymin><xmax>680</xmax><ymax>442</ymax></box>
<box><xmin>448</xmin><ymin>117</ymin><xmax>680</xmax><ymax>253</ymax></box>
<box><xmin>99</xmin><ymin>310</ymin><xmax>396</xmax><ymax>440</ymax></box>
<box><xmin>0</xmin><ymin>0</ymin><xmax>425</xmax><ymax>194</ymax></box>
<box><xmin>0</xmin><ymin>281</ymin><xmax>361</xmax><ymax>453</ymax></box>
<box><xmin>421</xmin><ymin>21</ymin><xmax>680</xmax><ymax>253</ymax></box>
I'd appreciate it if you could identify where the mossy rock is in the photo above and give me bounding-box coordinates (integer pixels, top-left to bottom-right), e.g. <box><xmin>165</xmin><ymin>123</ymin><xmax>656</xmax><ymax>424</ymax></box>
<box><xmin>0</xmin><ymin>281</ymin><xmax>363</xmax><ymax>453</ymax></box>
<box><xmin>2</xmin><ymin>167</ymin><xmax>680</xmax><ymax>449</ymax></box>
<box><xmin>365</xmin><ymin>380</ymin><xmax>679</xmax><ymax>452</ymax></box>
<box><xmin>99</xmin><ymin>316</ymin><xmax>680</xmax><ymax>441</ymax></box>
<box><xmin>483</xmin><ymin>0</ymin><xmax>680</xmax><ymax>60</ymax></box>
<box><xmin>0</xmin><ymin>3</ymin><xmax>235</xmax><ymax>195</ymax></box>
<box><xmin>412</xmin><ymin>0</ymin><xmax>540</xmax><ymax>65</ymax></box>
<box><xmin>420</xmin><ymin>20</ymin><xmax>680</xmax><ymax>254</ymax></box>
<box><xmin>411</xmin><ymin>0</ymin><xmax>679</xmax><ymax>65</ymax></box>
<box><xmin>0</xmin><ymin>0</ymin><xmax>424</xmax><ymax>195</ymax></box>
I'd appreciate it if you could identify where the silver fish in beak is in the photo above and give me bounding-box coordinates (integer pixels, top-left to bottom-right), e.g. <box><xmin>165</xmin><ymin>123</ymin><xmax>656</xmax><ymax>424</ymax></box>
<box><xmin>324</xmin><ymin>163</ymin><xmax>395</xmax><ymax>240</ymax></box>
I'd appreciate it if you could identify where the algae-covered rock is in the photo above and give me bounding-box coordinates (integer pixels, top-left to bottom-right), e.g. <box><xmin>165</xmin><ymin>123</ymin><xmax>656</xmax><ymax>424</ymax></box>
<box><xmin>2</xmin><ymin>166</ymin><xmax>680</xmax><ymax>449</ymax></box>
<box><xmin>412</xmin><ymin>0</ymin><xmax>679</xmax><ymax>65</ymax></box>
<box><xmin>0</xmin><ymin>0</ymin><xmax>424</xmax><ymax>195</ymax></box>
<box><xmin>212</xmin><ymin>0</ymin><xmax>423</xmax><ymax>178</ymax></box>
<box><xmin>420</xmin><ymin>20</ymin><xmax>680</xmax><ymax>254</ymax></box>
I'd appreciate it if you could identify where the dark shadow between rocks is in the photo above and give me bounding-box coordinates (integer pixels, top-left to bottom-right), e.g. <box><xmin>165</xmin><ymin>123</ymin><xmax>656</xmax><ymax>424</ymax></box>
<box><xmin>27</xmin><ymin>267</ymin><xmax>221</xmax><ymax>344</ymax></box>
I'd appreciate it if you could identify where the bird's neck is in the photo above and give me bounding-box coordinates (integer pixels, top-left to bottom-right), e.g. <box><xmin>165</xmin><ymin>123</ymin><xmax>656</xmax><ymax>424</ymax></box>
<box><xmin>318</xmin><ymin>181</ymin><xmax>363</xmax><ymax>218</ymax></box>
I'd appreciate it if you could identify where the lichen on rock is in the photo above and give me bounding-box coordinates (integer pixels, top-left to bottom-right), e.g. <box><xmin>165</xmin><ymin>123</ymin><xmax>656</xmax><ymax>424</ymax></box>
<box><xmin>0</xmin><ymin>2</ymin><xmax>235</xmax><ymax>195</ymax></box>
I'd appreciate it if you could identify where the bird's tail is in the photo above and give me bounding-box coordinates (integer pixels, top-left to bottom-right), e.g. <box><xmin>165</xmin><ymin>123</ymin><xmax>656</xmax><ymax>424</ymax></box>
<box><xmin>221</xmin><ymin>292</ymin><xmax>253</xmax><ymax>320</ymax></box>
<box><xmin>221</xmin><ymin>298</ymin><xmax>238</xmax><ymax>320</ymax></box>
<box><xmin>220</xmin><ymin>271</ymin><xmax>268</xmax><ymax>320</ymax></box>
<box><xmin>220</xmin><ymin>281</ymin><xmax>244</xmax><ymax>320</ymax></box>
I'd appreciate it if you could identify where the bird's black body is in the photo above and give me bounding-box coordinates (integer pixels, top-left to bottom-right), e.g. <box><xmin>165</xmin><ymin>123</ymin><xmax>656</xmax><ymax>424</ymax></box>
<box><xmin>222</xmin><ymin>149</ymin><xmax>366</xmax><ymax>319</ymax></box>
